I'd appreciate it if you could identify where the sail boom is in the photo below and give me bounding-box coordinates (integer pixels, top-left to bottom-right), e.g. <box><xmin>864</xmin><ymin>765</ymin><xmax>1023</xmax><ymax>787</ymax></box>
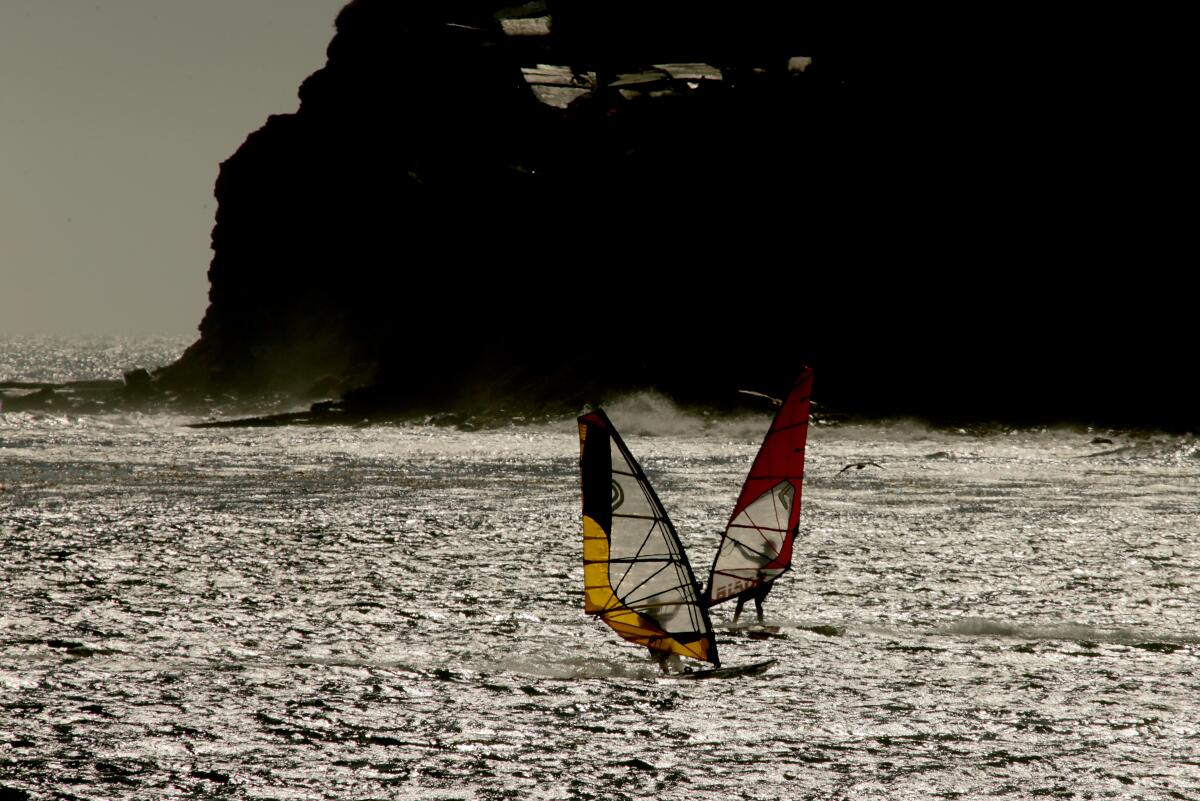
<box><xmin>595</xmin><ymin>556</ymin><xmax>678</xmax><ymax>564</ymax></box>
<box><xmin>727</xmin><ymin>523</ymin><xmax>789</xmax><ymax>532</ymax></box>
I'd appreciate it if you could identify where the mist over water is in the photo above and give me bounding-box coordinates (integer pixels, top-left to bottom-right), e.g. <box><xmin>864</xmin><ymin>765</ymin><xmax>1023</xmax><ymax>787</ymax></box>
<box><xmin>2</xmin><ymin>341</ymin><xmax>1198</xmax><ymax>800</ymax></box>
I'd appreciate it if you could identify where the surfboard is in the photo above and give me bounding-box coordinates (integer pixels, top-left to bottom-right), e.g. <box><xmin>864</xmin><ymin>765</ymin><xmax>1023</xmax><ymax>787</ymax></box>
<box><xmin>675</xmin><ymin>658</ymin><xmax>777</xmax><ymax>680</ymax></box>
<box><xmin>725</xmin><ymin>625</ymin><xmax>785</xmax><ymax>640</ymax></box>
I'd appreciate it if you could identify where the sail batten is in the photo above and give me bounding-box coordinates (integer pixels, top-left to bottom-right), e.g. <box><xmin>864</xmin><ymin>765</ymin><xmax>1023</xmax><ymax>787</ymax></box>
<box><xmin>611</xmin><ymin>561</ymin><xmax>672</xmax><ymax>597</ymax></box>
<box><xmin>705</xmin><ymin>369</ymin><xmax>813</xmax><ymax>606</ymax></box>
<box><xmin>578</xmin><ymin>409</ymin><xmax>719</xmax><ymax>667</ymax></box>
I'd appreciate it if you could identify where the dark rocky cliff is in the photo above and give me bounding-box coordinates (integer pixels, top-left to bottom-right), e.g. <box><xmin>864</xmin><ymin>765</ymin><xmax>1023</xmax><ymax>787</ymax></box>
<box><xmin>158</xmin><ymin>2</ymin><xmax>1190</xmax><ymax>428</ymax></box>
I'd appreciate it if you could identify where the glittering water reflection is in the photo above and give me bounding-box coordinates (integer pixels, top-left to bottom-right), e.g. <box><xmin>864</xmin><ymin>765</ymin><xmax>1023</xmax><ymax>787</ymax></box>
<box><xmin>2</xmin><ymin>411</ymin><xmax>1198</xmax><ymax>800</ymax></box>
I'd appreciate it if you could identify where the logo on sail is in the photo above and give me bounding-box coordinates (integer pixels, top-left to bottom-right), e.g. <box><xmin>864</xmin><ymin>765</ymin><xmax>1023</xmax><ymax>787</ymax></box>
<box><xmin>778</xmin><ymin>482</ymin><xmax>793</xmax><ymax>510</ymax></box>
<box><xmin>611</xmin><ymin>479</ymin><xmax>624</xmax><ymax>511</ymax></box>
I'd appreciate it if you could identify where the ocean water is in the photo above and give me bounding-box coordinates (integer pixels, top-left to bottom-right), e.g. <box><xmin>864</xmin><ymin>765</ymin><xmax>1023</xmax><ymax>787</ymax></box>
<box><xmin>1</xmin><ymin>341</ymin><xmax>1198</xmax><ymax>800</ymax></box>
<box><xmin>0</xmin><ymin>337</ymin><xmax>189</xmax><ymax>386</ymax></box>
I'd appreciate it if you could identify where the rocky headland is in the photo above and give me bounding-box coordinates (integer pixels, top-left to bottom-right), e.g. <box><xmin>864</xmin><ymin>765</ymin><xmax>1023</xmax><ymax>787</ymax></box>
<box><xmin>4</xmin><ymin>3</ymin><xmax>1189</xmax><ymax>430</ymax></box>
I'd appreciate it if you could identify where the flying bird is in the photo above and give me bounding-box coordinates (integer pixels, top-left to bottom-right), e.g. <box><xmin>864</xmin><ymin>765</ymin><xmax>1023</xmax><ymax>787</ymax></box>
<box><xmin>838</xmin><ymin>462</ymin><xmax>884</xmax><ymax>474</ymax></box>
<box><xmin>737</xmin><ymin>389</ymin><xmax>782</xmax><ymax>406</ymax></box>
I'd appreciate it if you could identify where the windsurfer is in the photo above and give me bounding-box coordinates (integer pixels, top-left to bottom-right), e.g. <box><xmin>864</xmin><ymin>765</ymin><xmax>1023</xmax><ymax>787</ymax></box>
<box><xmin>732</xmin><ymin>578</ymin><xmax>771</xmax><ymax>625</ymax></box>
<box><xmin>650</xmin><ymin>648</ymin><xmax>682</xmax><ymax>675</ymax></box>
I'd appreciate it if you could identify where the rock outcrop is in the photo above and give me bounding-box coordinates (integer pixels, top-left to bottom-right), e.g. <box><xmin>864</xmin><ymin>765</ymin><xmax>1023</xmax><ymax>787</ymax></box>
<box><xmin>161</xmin><ymin>1</ymin><xmax>865</xmax><ymax>413</ymax></box>
<box><xmin>156</xmin><ymin>2</ymin><xmax>1190</xmax><ymax>428</ymax></box>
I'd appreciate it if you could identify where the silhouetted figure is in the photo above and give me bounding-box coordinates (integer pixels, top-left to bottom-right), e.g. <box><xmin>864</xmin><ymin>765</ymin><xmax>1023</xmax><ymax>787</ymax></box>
<box><xmin>838</xmin><ymin>462</ymin><xmax>884</xmax><ymax>474</ymax></box>
<box><xmin>650</xmin><ymin>648</ymin><xmax>682</xmax><ymax>674</ymax></box>
<box><xmin>732</xmin><ymin>581</ymin><xmax>772</xmax><ymax>624</ymax></box>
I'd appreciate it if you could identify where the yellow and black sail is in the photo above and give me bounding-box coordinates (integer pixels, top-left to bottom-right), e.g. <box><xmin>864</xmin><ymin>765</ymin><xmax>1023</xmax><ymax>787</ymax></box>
<box><xmin>578</xmin><ymin>410</ymin><xmax>719</xmax><ymax>667</ymax></box>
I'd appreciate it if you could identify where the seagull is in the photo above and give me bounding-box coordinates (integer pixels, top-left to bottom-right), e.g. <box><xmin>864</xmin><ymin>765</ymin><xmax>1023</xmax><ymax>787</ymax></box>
<box><xmin>838</xmin><ymin>462</ymin><xmax>884</xmax><ymax>474</ymax></box>
<box><xmin>737</xmin><ymin>389</ymin><xmax>782</xmax><ymax>406</ymax></box>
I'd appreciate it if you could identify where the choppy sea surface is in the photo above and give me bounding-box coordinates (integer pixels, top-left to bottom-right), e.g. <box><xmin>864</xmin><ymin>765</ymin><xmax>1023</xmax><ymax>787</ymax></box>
<box><xmin>0</xmin><ymin>337</ymin><xmax>189</xmax><ymax>386</ymax></box>
<box><xmin>2</xmin><ymin>340</ymin><xmax>1198</xmax><ymax>800</ymax></box>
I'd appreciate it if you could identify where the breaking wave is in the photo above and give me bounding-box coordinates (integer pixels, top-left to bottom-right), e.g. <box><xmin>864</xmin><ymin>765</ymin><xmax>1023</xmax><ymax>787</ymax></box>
<box><xmin>597</xmin><ymin>391</ymin><xmax>771</xmax><ymax>439</ymax></box>
<box><xmin>940</xmin><ymin>616</ymin><xmax>1199</xmax><ymax>646</ymax></box>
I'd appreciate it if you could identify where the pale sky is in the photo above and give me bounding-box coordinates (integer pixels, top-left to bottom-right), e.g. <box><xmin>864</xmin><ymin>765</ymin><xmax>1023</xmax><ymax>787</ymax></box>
<box><xmin>0</xmin><ymin>0</ymin><xmax>348</xmax><ymax>337</ymax></box>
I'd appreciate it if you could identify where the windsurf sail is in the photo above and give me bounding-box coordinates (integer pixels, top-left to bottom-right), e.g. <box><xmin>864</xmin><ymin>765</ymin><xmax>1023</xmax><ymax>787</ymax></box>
<box><xmin>706</xmin><ymin>368</ymin><xmax>813</xmax><ymax>606</ymax></box>
<box><xmin>578</xmin><ymin>410</ymin><xmax>719</xmax><ymax>667</ymax></box>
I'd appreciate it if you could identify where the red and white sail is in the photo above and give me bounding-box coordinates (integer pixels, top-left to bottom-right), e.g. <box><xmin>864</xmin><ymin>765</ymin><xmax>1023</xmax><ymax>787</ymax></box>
<box><xmin>706</xmin><ymin>368</ymin><xmax>813</xmax><ymax>605</ymax></box>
